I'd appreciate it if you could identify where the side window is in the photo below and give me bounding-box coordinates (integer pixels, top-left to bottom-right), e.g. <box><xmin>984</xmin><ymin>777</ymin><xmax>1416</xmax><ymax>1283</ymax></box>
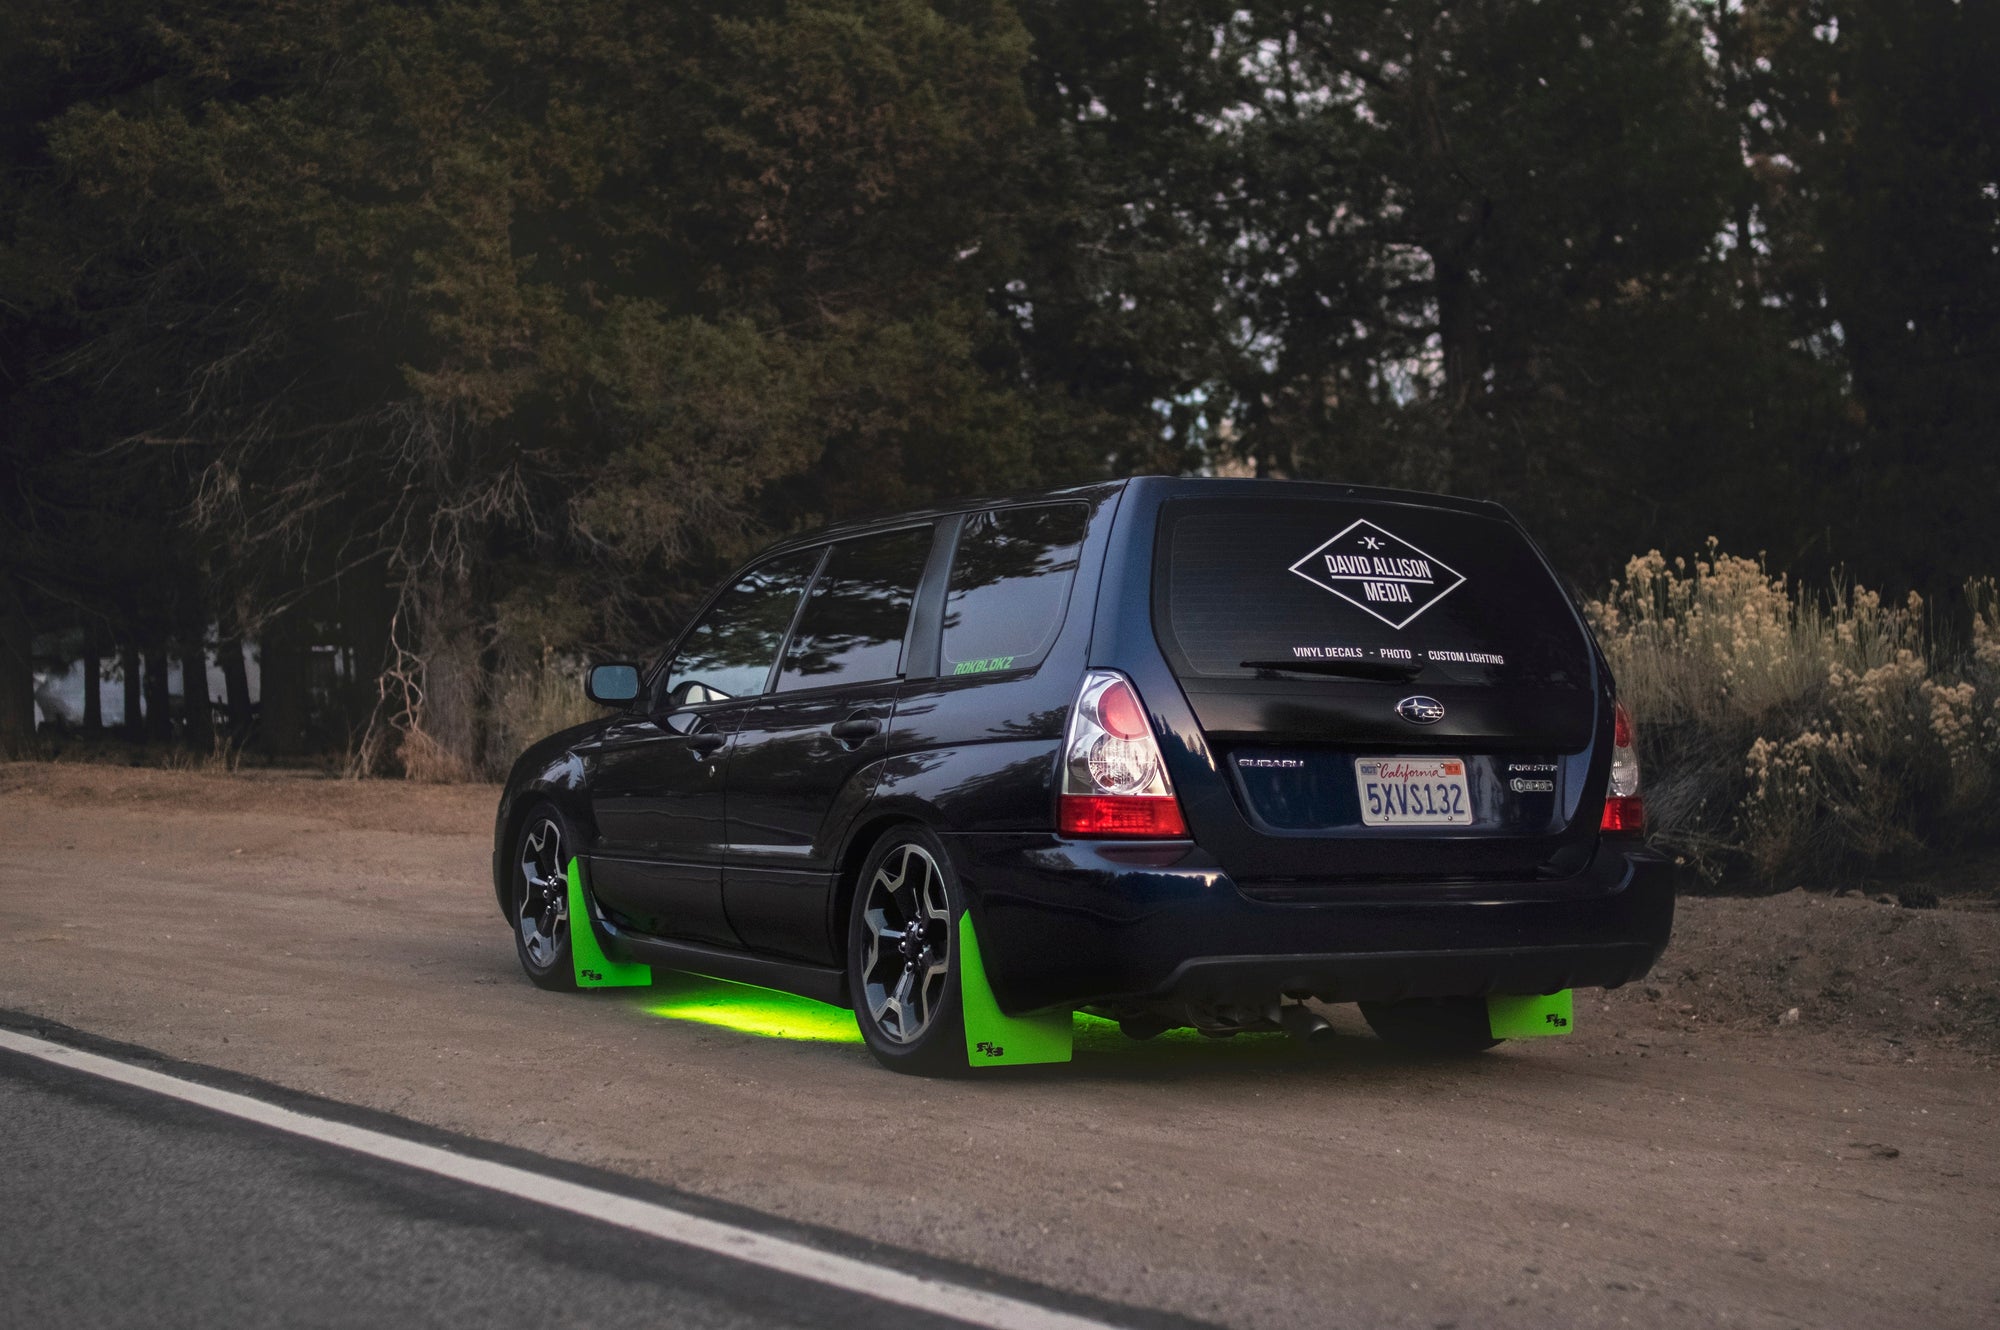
<box><xmin>661</xmin><ymin>548</ymin><xmax>822</xmax><ymax>705</ymax></box>
<box><xmin>776</xmin><ymin>526</ymin><xmax>934</xmax><ymax>692</ymax></box>
<box><xmin>940</xmin><ymin>503</ymin><xmax>1088</xmax><ymax>676</ymax></box>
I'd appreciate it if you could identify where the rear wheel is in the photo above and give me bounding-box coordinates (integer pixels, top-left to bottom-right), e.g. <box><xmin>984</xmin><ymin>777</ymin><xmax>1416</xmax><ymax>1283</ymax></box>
<box><xmin>511</xmin><ymin>803</ymin><xmax>578</xmax><ymax>992</ymax></box>
<box><xmin>846</xmin><ymin>827</ymin><xmax>967</xmax><ymax>1076</ymax></box>
<box><xmin>1358</xmin><ymin>997</ymin><xmax>1500</xmax><ymax>1054</ymax></box>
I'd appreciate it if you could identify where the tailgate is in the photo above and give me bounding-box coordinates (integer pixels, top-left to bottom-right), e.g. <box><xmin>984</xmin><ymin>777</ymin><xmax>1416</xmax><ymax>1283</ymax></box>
<box><xmin>1151</xmin><ymin>495</ymin><xmax>1604</xmax><ymax>886</ymax></box>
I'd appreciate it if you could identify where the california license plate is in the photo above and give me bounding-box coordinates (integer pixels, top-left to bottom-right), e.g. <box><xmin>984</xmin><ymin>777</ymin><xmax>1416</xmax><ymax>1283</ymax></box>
<box><xmin>1355</xmin><ymin>756</ymin><xmax>1472</xmax><ymax>826</ymax></box>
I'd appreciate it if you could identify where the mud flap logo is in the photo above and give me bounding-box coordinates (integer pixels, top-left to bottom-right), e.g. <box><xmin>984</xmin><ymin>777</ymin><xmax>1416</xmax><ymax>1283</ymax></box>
<box><xmin>1288</xmin><ymin>520</ymin><xmax>1466</xmax><ymax>629</ymax></box>
<box><xmin>581</xmin><ymin>969</ymin><xmax>605</xmax><ymax>983</ymax></box>
<box><xmin>974</xmin><ymin>1041</ymin><xmax>1006</xmax><ymax>1058</ymax></box>
<box><xmin>1545</xmin><ymin>1013</ymin><xmax>1569</xmax><ymax>1029</ymax></box>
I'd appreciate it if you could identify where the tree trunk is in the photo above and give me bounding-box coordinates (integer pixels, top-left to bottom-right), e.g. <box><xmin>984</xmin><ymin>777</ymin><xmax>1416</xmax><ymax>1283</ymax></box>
<box><xmin>82</xmin><ymin>625</ymin><xmax>103</xmax><ymax>730</ymax></box>
<box><xmin>1433</xmin><ymin>247</ymin><xmax>1481</xmax><ymax>412</ymax></box>
<box><xmin>143</xmin><ymin>648</ymin><xmax>173</xmax><ymax>742</ymax></box>
<box><xmin>121</xmin><ymin>644</ymin><xmax>142</xmax><ymax>734</ymax></box>
<box><xmin>0</xmin><ymin>573</ymin><xmax>36</xmax><ymax>756</ymax></box>
<box><xmin>181</xmin><ymin>629</ymin><xmax>213</xmax><ymax>750</ymax></box>
<box><xmin>260</xmin><ymin>614</ymin><xmax>310</xmax><ymax>758</ymax></box>
<box><xmin>404</xmin><ymin>574</ymin><xmax>484</xmax><ymax>781</ymax></box>
<box><xmin>217</xmin><ymin>635</ymin><xmax>252</xmax><ymax>741</ymax></box>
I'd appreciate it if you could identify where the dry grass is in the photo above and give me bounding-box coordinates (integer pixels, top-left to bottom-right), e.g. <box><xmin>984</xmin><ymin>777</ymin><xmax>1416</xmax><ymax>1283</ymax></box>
<box><xmin>479</xmin><ymin>651</ymin><xmax>602</xmax><ymax>776</ymax></box>
<box><xmin>1588</xmin><ymin>545</ymin><xmax>2000</xmax><ymax>885</ymax></box>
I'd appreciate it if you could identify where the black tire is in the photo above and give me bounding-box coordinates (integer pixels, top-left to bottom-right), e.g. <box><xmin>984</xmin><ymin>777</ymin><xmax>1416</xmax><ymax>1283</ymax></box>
<box><xmin>845</xmin><ymin>825</ymin><xmax>968</xmax><ymax>1076</ymax></box>
<box><xmin>1359</xmin><ymin>997</ymin><xmax>1502</xmax><ymax>1054</ymax></box>
<box><xmin>510</xmin><ymin>802</ymin><xmax>579</xmax><ymax>992</ymax></box>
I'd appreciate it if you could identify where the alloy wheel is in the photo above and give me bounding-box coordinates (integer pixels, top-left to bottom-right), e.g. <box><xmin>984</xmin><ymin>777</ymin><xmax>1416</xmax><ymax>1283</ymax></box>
<box><xmin>859</xmin><ymin>842</ymin><xmax>953</xmax><ymax>1044</ymax></box>
<box><xmin>516</xmin><ymin>816</ymin><xmax>569</xmax><ymax>970</ymax></box>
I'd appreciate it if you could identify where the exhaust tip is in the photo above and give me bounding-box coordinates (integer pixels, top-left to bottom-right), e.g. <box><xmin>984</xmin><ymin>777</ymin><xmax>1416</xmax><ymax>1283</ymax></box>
<box><xmin>1274</xmin><ymin>1003</ymin><xmax>1335</xmax><ymax>1045</ymax></box>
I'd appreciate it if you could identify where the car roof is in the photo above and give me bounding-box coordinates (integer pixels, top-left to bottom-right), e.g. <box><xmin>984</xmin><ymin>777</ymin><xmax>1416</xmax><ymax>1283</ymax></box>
<box><xmin>754</xmin><ymin>479</ymin><xmax>1125</xmax><ymax>556</ymax></box>
<box><xmin>757</xmin><ymin>475</ymin><xmax>1511</xmax><ymax>556</ymax></box>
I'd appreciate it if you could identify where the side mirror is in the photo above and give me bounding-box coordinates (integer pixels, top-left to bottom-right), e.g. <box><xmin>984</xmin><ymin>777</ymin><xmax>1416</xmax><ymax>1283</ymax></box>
<box><xmin>585</xmin><ymin>662</ymin><xmax>642</xmax><ymax>706</ymax></box>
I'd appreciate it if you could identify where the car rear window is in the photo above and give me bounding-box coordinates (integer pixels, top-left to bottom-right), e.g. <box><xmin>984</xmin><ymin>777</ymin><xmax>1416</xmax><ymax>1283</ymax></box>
<box><xmin>1155</xmin><ymin>499</ymin><xmax>1592</xmax><ymax>689</ymax></box>
<box><xmin>940</xmin><ymin>503</ymin><xmax>1087</xmax><ymax>676</ymax></box>
<box><xmin>776</xmin><ymin>525</ymin><xmax>934</xmax><ymax>692</ymax></box>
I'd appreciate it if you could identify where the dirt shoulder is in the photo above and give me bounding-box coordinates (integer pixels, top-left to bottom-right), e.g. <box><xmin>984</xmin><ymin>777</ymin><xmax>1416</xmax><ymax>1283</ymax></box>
<box><xmin>1607</xmin><ymin>888</ymin><xmax>2000</xmax><ymax>1064</ymax></box>
<box><xmin>12</xmin><ymin>761</ymin><xmax>1992</xmax><ymax>1063</ymax></box>
<box><xmin>4</xmin><ymin>763</ymin><xmax>1996</xmax><ymax>1329</ymax></box>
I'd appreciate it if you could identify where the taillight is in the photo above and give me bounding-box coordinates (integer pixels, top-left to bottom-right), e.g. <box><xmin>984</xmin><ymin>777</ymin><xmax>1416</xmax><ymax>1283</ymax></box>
<box><xmin>1601</xmin><ymin>700</ymin><xmax>1645</xmax><ymax>834</ymax></box>
<box><xmin>1058</xmin><ymin>671</ymin><xmax>1188</xmax><ymax>838</ymax></box>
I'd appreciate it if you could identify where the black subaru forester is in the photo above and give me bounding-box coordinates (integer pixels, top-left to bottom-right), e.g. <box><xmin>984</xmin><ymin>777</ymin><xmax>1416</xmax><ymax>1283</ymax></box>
<box><xmin>493</xmin><ymin>477</ymin><xmax>1673</xmax><ymax>1074</ymax></box>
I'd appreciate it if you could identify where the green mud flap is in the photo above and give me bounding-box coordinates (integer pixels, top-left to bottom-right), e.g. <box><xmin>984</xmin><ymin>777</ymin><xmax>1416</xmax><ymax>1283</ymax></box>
<box><xmin>1487</xmin><ymin>989</ymin><xmax>1574</xmax><ymax>1039</ymax></box>
<box><xmin>566</xmin><ymin>859</ymin><xmax>652</xmax><ymax>989</ymax></box>
<box><xmin>958</xmin><ymin>913</ymin><xmax>1071</xmax><ymax>1067</ymax></box>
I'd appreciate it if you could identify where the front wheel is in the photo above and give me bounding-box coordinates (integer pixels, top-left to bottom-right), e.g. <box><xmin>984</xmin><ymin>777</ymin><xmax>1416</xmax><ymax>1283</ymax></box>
<box><xmin>511</xmin><ymin>803</ymin><xmax>578</xmax><ymax>992</ymax></box>
<box><xmin>1358</xmin><ymin>997</ymin><xmax>1501</xmax><ymax>1054</ymax></box>
<box><xmin>846</xmin><ymin>827</ymin><xmax>967</xmax><ymax>1076</ymax></box>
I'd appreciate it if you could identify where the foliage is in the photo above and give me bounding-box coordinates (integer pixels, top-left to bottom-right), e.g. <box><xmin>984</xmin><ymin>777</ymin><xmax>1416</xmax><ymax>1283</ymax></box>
<box><xmin>1</xmin><ymin>0</ymin><xmax>1994</xmax><ymax>778</ymax></box>
<box><xmin>1590</xmin><ymin>547</ymin><xmax>2000</xmax><ymax>884</ymax></box>
<box><xmin>1215</xmin><ymin>0</ymin><xmax>1832</xmax><ymax>575</ymax></box>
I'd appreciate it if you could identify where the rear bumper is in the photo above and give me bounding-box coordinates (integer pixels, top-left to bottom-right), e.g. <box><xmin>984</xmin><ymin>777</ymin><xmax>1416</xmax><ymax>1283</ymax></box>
<box><xmin>942</xmin><ymin>834</ymin><xmax>1676</xmax><ymax>1014</ymax></box>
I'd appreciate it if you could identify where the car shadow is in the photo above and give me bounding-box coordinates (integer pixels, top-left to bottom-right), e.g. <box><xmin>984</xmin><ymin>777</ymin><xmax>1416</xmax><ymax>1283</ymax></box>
<box><xmin>1041</xmin><ymin>1031</ymin><xmax>1573</xmax><ymax>1091</ymax></box>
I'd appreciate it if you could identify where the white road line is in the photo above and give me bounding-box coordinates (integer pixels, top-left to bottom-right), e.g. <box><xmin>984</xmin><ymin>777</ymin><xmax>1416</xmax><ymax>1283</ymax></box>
<box><xmin>0</xmin><ymin>1029</ymin><xmax>1120</xmax><ymax>1330</ymax></box>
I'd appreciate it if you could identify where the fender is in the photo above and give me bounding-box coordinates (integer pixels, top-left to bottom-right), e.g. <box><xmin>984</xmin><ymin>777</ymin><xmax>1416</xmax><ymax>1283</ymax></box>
<box><xmin>493</xmin><ymin>723</ymin><xmax>605</xmax><ymax>918</ymax></box>
<box><xmin>820</xmin><ymin>747</ymin><xmax>1058</xmax><ymax>967</ymax></box>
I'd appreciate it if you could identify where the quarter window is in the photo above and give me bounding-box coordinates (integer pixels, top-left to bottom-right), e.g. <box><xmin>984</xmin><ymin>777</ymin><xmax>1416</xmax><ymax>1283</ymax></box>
<box><xmin>939</xmin><ymin>504</ymin><xmax>1087</xmax><ymax>676</ymax></box>
<box><xmin>776</xmin><ymin>526</ymin><xmax>934</xmax><ymax>691</ymax></box>
<box><xmin>661</xmin><ymin>548</ymin><xmax>822</xmax><ymax>704</ymax></box>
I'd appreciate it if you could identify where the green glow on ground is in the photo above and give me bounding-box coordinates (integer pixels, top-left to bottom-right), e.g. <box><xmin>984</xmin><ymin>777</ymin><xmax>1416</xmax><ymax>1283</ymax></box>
<box><xmin>637</xmin><ymin>972</ymin><xmax>863</xmax><ymax>1044</ymax></box>
<box><xmin>633</xmin><ymin>973</ymin><xmax>1294</xmax><ymax>1053</ymax></box>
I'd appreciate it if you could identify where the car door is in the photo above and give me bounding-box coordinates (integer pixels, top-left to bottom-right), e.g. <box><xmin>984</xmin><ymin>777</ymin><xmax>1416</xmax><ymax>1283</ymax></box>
<box><xmin>587</xmin><ymin>548</ymin><xmax>822</xmax><ymax>947</ymax></box>
<box><xmin>722</xmin><ymin>524</ymin><xmax>940</xmax><ymax>963</ymax></box>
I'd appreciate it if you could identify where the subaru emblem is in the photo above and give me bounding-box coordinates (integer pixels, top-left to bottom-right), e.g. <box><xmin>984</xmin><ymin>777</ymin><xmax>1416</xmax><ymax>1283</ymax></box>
<box><xmin>1396</xmin><ymin>695</ymin><xmax>1445</xmax><ymax>725</ymax></box>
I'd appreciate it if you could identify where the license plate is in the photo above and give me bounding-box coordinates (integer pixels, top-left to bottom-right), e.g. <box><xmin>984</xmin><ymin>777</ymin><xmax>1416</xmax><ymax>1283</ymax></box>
<box><xmin>1355</xmin><ymin>756</ymin><xmax>1472</xmax><ymax>826</ymax></box>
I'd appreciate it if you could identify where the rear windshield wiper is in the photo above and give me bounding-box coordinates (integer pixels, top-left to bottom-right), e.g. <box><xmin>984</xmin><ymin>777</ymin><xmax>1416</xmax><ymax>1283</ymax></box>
<box><xmin>1239</xmin><ymin>658</ymin><xmax>1423</xmax><ymax>682</ymax></box>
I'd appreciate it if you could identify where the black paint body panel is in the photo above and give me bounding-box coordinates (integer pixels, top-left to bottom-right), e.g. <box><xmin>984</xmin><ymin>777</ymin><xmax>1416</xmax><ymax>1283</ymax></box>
<box><xmin>586</xmin><ymin>707</ymin><xmax>743</xmax><ymax>945</ymax></box>
<box><xmin>723</xmin><ymin>684</ymin><xmax>897</xmax><ymax>964</ymax></box>
<box><xmin>939</xmin><ymin>832</ymin><xmax>1675</xmax><ymax>1014</ymax></box>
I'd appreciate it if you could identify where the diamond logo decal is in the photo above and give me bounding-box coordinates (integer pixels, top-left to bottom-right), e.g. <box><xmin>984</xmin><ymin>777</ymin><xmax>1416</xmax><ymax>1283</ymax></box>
<box><xmin>1288</xmin><ymin>520</ymin><xmax>1466</xmax><ymax>629</ymax></box>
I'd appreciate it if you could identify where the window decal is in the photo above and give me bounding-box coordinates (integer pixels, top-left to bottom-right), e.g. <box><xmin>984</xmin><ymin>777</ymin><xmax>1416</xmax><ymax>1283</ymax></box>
<box><xmin>951</xmin><ymin>655</ymin><xmax>1015</xmax><ymax>676</ymax></box>
<box><xmin>1287</xmin><ymin>520</ymin><xmax>1466</xmax><ymax>630</ymax></box>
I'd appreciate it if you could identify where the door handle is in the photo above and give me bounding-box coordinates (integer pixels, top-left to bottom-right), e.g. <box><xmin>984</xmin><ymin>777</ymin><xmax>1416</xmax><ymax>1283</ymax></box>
<box><xmin>829</xmin><ymin>716</ymin><xmax>882</xmax><ymax>745</ymax></box>
<box><xmin>687</xmin><ymin>732</ymin><xmax>727</xmax><ymax>756</ymax></box>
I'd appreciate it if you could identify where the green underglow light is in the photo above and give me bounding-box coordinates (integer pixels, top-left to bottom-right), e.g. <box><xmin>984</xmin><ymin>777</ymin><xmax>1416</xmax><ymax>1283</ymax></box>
<box><xmin>1071</xmin><ymin>1011</ymin><xmax>1287</xmax><ymax>1050</ymax></box>
<box><xmin>637</xmin><ymin>972</ymin><xmax>863</xmax><ymax>1044</ymax></box>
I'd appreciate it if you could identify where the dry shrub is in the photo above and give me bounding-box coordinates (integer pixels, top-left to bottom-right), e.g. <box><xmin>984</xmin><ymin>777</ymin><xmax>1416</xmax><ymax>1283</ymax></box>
<box><xmin>1588</xmin><ymin>545</ymin><xmax>2000</xmax><ymax>885</ymax></box>
<box><xmin>482</xmin><ymin>651</ymin><xmax>601</xmax><ymax>775</ymax></box>
<box><xmin>398</xmin><ymin>725</ymin><xmax>478</xmax><ymax>784</ymax></box>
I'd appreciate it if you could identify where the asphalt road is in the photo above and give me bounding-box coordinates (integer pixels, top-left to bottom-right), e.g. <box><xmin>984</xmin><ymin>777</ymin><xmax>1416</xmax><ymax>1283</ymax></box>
<box><xmin>2</xmin><ymin>766</ymin><xmax>1997</xmax><ymax>1329</ymax></box>
<box><xmin>0</xmin><ymin>1036</ymin><xmax>1144</xmax><ymax>1330</ymax></box>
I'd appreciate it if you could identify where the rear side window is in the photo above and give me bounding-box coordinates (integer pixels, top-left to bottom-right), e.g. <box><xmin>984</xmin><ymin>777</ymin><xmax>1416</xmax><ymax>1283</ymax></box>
<box><xmin>663</xmin><ymin>548</ymin><xmax>822</xmax><ymax>703</ymax></box>
<box><xmin>940</xmin><ymin>503</ymin><xmax>1087</xmax><ymax>676</ymax></box>
<box><xmin>1157</xmin><ymin>500</ymin><xmax>1591</xmax><ymax>689</ymax></box>
<box><xmin>777</xmin><ymin>525</ymin><xmax>934</xmax><ymax>691</ymax></box>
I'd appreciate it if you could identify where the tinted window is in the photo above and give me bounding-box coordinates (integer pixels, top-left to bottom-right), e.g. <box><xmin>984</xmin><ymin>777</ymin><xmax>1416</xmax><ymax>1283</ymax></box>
<box><xmin>662</xmin><ymin>548</ymin><xmax>821</xmax><ymax>703</ymax></box>
<box><xmin>1158</xmin><ymin>500</ymin><xmax>1591</xmax><ymax>689</ymax></box>
<box><xmin>777</xmin><ymin>526</ymin><xmax>933</xmax><ymax>692</ymax></box>
<box><xmin>940</xmin><ymin>504</ymin><xmax>1087</xmax><ymax>676</ymax></box>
